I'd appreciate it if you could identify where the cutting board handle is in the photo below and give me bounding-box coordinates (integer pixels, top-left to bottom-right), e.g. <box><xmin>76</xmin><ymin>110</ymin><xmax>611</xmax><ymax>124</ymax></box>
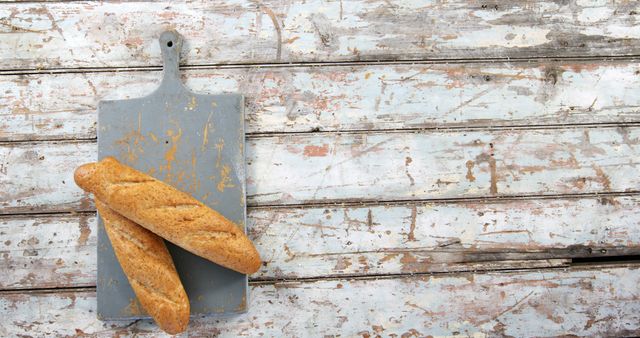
<box><xmin>158</xmin><ymin>30</ymin><xmax>184</xmax><ymax>90</ymax></box>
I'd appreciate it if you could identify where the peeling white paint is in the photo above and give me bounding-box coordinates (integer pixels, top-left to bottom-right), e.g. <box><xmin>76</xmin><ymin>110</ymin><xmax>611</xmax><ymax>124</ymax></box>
<box><xmin>446</xmin><ymin>26</ymin><xmax>551</xmax><ymax>48</ymax></box>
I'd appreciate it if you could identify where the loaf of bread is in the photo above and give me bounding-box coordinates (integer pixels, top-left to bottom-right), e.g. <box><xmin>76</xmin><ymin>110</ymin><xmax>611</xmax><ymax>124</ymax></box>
<box><xmin>75</xmin><ymin>156</ymin><xmax>261</xmax><ymax>274</ymax></box>
<box><xmin>96</xmin><ymin>199</ymin><xmax>189</xmax><ymax>334</ymax></box>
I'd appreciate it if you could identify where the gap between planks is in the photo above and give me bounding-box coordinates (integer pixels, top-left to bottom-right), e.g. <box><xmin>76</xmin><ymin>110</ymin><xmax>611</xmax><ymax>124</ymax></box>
<box><xmin>1</xmin><ymin>190</ymin><xmax>639</xmax><ymax>216</ymax></box>
<box><xmin>0</xmin><ymin>259</ymin><xmax>589</xmax><ymax>295</ymax></box>
<box><xmin>1</xmin><ymin>55</ymin><xmax>640</xmax><ymax>76</ymax></box>
<box><xmin>2</xmin><ymin>122</ymin><xmax>640</xmax><ymax>146</ymax></box>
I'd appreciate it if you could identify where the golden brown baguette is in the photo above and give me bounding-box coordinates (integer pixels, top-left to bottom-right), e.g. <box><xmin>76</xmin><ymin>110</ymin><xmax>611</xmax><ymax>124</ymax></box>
<box><xmin>75</xmin><ymin>156</ymin><xmax>261</xmax><ymax>274</ymax></box>
<box><xmin>96</xmin><ymin>199</ymin><xmax>190</xmax><ymax>334</ymax></box>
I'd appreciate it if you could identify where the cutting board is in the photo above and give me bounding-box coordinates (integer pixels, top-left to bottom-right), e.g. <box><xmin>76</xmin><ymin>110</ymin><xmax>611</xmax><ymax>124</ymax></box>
<box><xmin>96</xmin><ymin>31</ymin><xmax>248</xmax><ymax>319</ymax></box>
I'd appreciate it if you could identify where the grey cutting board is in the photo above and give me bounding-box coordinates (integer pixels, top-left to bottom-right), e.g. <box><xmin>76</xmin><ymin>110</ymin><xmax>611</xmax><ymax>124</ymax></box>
<box><xmin>96</xmin><ymin>31</ymin><xmax>247</xmax><ymax>320</ymax></box>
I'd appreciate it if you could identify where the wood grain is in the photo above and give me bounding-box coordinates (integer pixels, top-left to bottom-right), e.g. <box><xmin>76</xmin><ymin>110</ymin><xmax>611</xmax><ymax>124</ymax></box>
<box><xmin>2</xmin><ymin>61</ymin><xmax>640</xmax><ymax>141</ymax></box>
<box><xmin>1</xmin><ymin>1</ymin><xmax>640</xmax><ymax>70</ymax></box>
<box><xmin>2</xmin><ymin>195</ymin><xmax>639</xmax><ymax>289</ymax></box>
<box><xmin>2</xmin><ymin>265</ymin><xmax>639</xmax><ymax>337</ymax></box>
<box><xmin>0</xmin><ymin>214</ymin><xmax>95</xmax><ymax>290</ymax></box>
<box><xmin>1</xmin><ymin>126</ymin><xmax>639</xmax><ymax>213</ymax></box>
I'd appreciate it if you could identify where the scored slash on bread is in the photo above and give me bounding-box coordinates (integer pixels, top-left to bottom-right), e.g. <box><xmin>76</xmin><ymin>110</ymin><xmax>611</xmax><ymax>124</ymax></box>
<box><xmin>75</xmin><ymin>156</ymin><xmax>262</xmax><ymax>275</ymax></box>
<box><xmin>96</xmin><ymin>200</ymin><xmax>190</xmax><ymax>334</ymax></box>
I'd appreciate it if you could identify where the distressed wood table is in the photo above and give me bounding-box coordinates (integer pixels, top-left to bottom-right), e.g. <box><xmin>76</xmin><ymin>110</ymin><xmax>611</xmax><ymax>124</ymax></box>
<box><xmin>1</xmin><ymin>1</ymin><xmax>640</xmax><ymax>337</ymax></box>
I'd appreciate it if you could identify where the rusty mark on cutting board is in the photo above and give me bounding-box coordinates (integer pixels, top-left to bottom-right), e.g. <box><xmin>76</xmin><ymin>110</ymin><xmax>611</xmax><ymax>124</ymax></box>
<box><xmin>164</xmin><ymin>128</ymin><xmax>182</xmax><ymax>172</ymax></box>
<box><xmin>123</xmin><ymin>298</ymin><xmax>144</xmax><ymax>316</ymax></box>
<box><xmin>217</xmin><ymin>164</ymin><xmax>235</xmax><ymax>192</ymax></box>
<box><xmin>215</xmin><ymin>138</ymin><xmax>224</xmax><ymax>168</ymax></box>
<box><xmin>201</xmin><ymin>112</ymin><xmax>213</xmax><ymax>152</ymax></box>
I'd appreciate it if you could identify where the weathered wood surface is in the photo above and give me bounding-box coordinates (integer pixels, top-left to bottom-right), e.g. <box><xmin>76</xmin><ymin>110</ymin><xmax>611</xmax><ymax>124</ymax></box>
<box><xmin>3</xmin><ymin>61</ymin><xmax>640</xmax><ymax>141</ymax></box>
<box><xmin>2</xmin><ymin>1</ymin><xmax>640</xmax><ymax>336</ymax></box>
<box><xmin>0</xmin><ymin>214</ymin><xmax>96</xmax><ymax>290</ymax></box>
<box><xmin>2</xmin><ymin>265</ymin><xmax>639</xmax><ymax>337</ymax></box>
<box><xmin>3</xmin><ymin>195</ymin><xmax>640</xmax><ymax>289</ymax></box>
<box><xmin>2</xmin><ymin>1</ymin><xmax>640</xmax><ymax>70</ymax></box>
<box><xmin>1</xmin><ymin>126</ymin><xmax>639</xmax><ymax>213</ymax></box>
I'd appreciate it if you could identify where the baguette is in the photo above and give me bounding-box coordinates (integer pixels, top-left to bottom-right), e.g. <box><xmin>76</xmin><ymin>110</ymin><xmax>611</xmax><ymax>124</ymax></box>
<box><xmin>96</xmin><ymin>199</ymin><xmax>189</xmax><ymax>334</ymax></box>
<box><xmin>75</xmin><ymin>156</ymin><xmax>261</xmax><ymax>274</ymax></box>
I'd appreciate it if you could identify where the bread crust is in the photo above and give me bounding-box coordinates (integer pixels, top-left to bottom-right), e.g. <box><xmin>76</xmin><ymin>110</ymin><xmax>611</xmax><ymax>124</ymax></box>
<box><xmin>75</xmin><ymin>157</ymin><xmax>261</xmax><ymax>274</ymax></box>
<box><xmin>96</xmin><ymin>199</ymin><xmax>190</xmax><ymax>334</ymax></box>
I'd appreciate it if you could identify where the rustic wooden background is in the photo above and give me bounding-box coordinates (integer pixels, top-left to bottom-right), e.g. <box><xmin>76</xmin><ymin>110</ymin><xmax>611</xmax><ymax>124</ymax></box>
<box><xmin>1</xmin><ymin>0</ymin><xmax>640</xmax><ymax>336</ymax></box>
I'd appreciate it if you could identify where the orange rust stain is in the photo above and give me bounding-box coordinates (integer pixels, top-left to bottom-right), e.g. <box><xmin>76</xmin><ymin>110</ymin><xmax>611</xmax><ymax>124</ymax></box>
<box><xmin>441</xmin><ymin>34</ymin><xmax>458</xmax><ymax>40</ymax></box>
<box><xmin>364</xmin><ymin>72</ymin><xmax>372</xmax><ymax>80</ymax></box>
<box><xmin>336</xmin><ymin>283</ymin><xmax>343</xmax><ymax>289</ymax></box>
<box><xmin>187</xmin><ymin>96</ymin><xmax>197</xmax><ymax>111</ymax></box>
<box><xmin>115</xmin><ymin>114</ymin><xmax>145</xmax><ymax>163</ymax></box>
<box><xmin>235</xmin><ymin>295</ymin><xmax>247</xmax><ymax>312</ymax></box>
<box><xmin>303</xmin><ymin>144</ymin><xmax>329</xmax><ymax>157</ymax></box>
<box><xmin>217</xmin><ymin>164</ymin><xmax>235</xmax><ymax>192</ymax></box>
<box><xmin>465</xmin><ymin>160</ymin><xmax>476</xmax><ymax>182</ymax></box>
<box><xmin>164</xmin><ymin>128</ymin><xmax>182</xmax><ymax>172</ymax></box>
<box><xmin>215</xmin><ymin>139</ymin><xmax>224</xmax><ymax>168</ymax></box>
<box><xmin>201</xmin><ymin>115</ymin><xmax>212</xmax><ymax>152</ymax></box>
<box><xmin>148</xmin><ymin>131</ymin><xmax>158</xmax><ymax>143</ymax></box>
<box><xmin>124</xmin><ymin>298</ymin><xmax>144</xmax><ymax>316</ymax></box>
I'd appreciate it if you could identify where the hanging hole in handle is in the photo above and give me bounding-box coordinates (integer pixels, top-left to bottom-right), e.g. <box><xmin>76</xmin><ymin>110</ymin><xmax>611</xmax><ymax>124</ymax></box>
<box><xmin>167</xmin><ymin>41</ymin><xmax>173</xmax><ymax>48</ymax></box>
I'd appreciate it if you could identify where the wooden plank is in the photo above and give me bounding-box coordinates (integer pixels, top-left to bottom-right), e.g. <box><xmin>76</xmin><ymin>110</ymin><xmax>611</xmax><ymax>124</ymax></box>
<box><xmin>1</xmin><ymin>126</ymin><xmax>639</xmax><ymax>213</ymax></box>
<box><xmin>1</xmin><ymin>265</ymin><xmax>639</xmax><ymax>337</ymax></box>
<box><xmin>0</xmin><ymin>214</ymin><xmax>96</xmax><ymax>290</ymax></box>
<box><xmin>3</xmin><ymin>61</ymin><xmax>640</xmax><ymax>141</ymax></box>
<box><xmin>2</xmin><ymin>195</ymin><xmax>639</xmax><ymax>289</ymax></box>
<box><xmin>0</xmin><ymin>141</ymin><xmax>94</xmax><ymax>214</ymax></box>
<box><xmin>1</xmin><ymin>1</ymin><xmax>640</xmax><ymax>70</ymax></box>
